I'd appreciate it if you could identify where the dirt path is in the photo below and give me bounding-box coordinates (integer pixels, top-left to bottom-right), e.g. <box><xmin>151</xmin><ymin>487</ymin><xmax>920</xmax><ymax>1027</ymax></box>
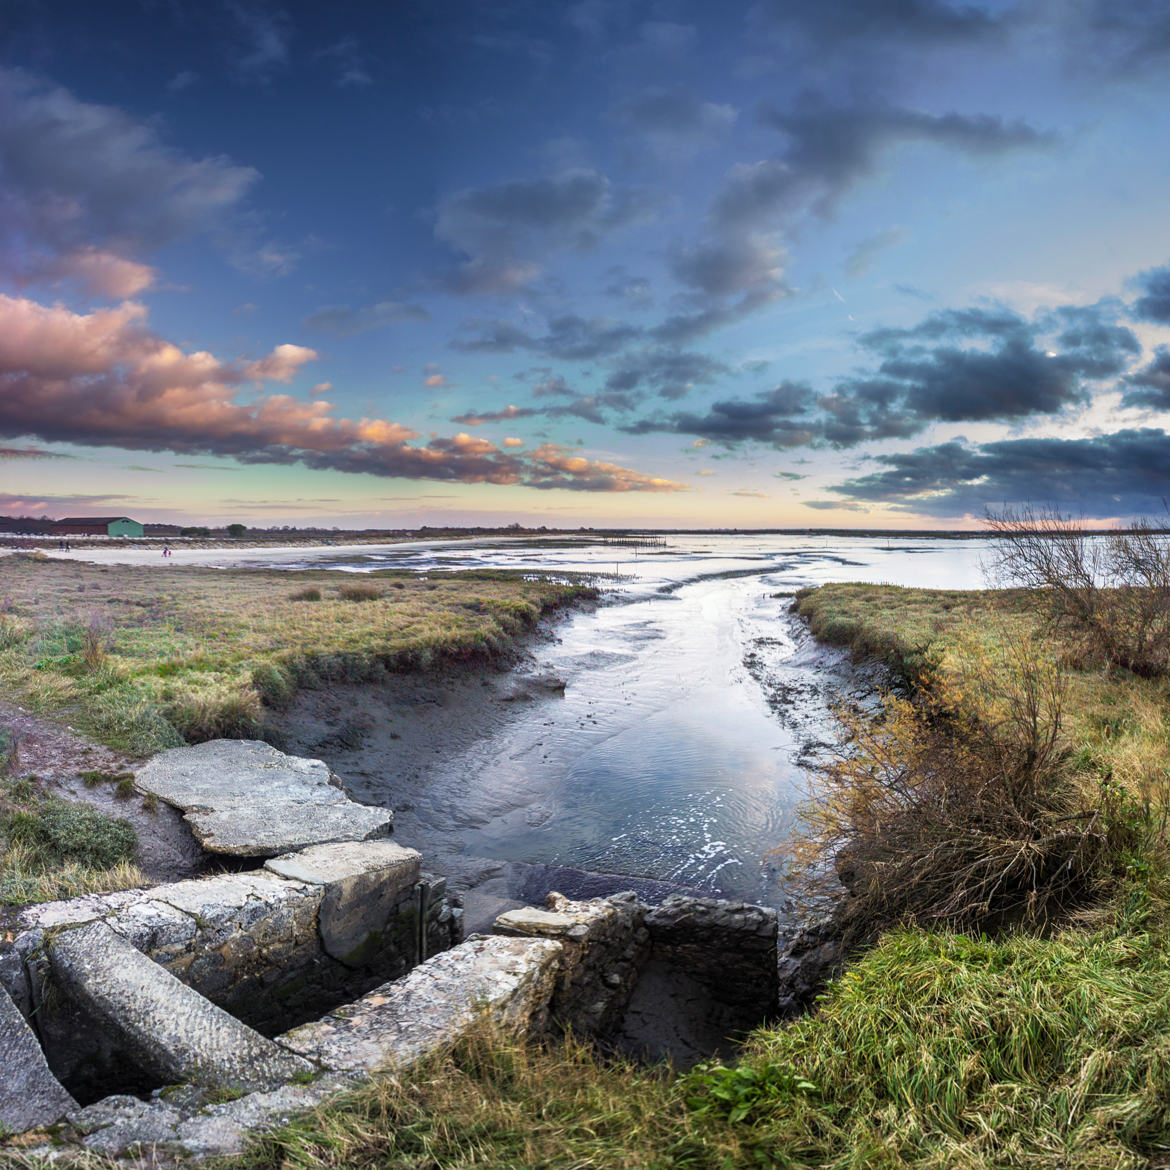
<box><xmin>1</xmin><ymin>702</ymin><xmax>206</xmax><ymax>884</ymax></box>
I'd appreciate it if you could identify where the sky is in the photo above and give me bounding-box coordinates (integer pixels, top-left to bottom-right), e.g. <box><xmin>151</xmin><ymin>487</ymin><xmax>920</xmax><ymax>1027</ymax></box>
<box><xmin>3</xmin><ymin>0</ymin><xmax>1170</xmax><ymax>530</ymax></box>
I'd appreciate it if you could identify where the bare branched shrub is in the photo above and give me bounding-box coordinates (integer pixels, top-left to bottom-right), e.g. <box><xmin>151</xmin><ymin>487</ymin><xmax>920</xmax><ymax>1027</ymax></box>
<box><xmin>81</xmin><ymin>613</ymin><xmax>113</xmax><ymax>671</ymax></box>
<box><xmin>795</xmin><ymin>632</ymin><xmax>1131</xmax><ymax>941</ymax></box>
<box><xmin>987</xmin><ymin>506</ymin><xmax>1170</xmax><ymax>677</ymax></box>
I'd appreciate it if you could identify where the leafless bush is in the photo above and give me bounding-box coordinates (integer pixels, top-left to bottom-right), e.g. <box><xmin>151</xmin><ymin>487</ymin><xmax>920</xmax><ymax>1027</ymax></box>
<box><xmin>795</xmin><ymin>634</ymin><xmax>1127</xmax><ymax>941</ymax></box>
<box><xmin>986</xmin><ymin>505</ymin><xmax>1170</xmax><ymax>677</ymax></box>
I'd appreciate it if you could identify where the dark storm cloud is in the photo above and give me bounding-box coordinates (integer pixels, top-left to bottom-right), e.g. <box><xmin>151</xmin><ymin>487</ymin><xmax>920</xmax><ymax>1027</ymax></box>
<box><xmin>831</xmin><ymin>429</ymin><xmax>1170</xmax><ymax>517</ymax></box>
<box><xmin>1122</xmin><ymin>348</ymin><xmax>1170</xmax><ymax>409</ymax></box>
<box><xmin>817</xmin><ymin>378</ymin><xmax>924</xmax><ymax>446</ymax></box>
<box><xmin>303</xmin><ymin>300</ymin><xmax>429</xmax><ymax>336</ymax></box>
<box><xmin>605</xmin><ymin>349</ymin><xmax>729</xmax><ymax>400</ymax></box>
<box><xmin>624</xmin><ymin>382</ymin><xmax>819</xmax><ymax>447</ymax></box>
<box><xmin>435</xmin><ymin>169</ymin><xmax>652</xmax><ymax>294</ymax></box>
<box><xmin>1046</xmin><ymin>304</ymin><xmax>1141</xmax><ymax>378</ymax></box>
<box><xmin>748</xmin><ymin>0</ymin><xmax>1003</xmax><ymax>48</ymax></box>
<box><xmin>1132</xmin><ymin>264</ymin><xmax>1170</xmax><ymax>324</ymax></box>
<box><xmin>626</xmin><ymin>299</ymin><xmax>1139</xmax><ymax>450</ymax></box>
<box><xmin>728</xmin><ymin>103</ymin><xmax>1055</xmax><ymax>226</ymax></box>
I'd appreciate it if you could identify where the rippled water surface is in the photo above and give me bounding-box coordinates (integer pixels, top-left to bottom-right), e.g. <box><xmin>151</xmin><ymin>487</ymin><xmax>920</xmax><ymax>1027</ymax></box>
<box><xmin>285</xmin><ymin>534</ymin><xmax>994</xmax><ymax>906</ymax></box>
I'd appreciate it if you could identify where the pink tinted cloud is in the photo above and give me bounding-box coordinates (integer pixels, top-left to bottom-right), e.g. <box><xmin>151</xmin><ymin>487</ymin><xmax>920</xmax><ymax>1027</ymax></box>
<box><xmin>0</xmin><ymin>294</ymin><xmax>685</xmax><ymax>492</ymax></box>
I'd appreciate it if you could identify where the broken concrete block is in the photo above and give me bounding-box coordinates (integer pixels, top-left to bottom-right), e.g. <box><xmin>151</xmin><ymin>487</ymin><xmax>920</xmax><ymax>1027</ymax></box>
<box><xmin>47</xmin><ymin>921</ymin><xmax>314</xmax><ymax>1092</ymax></box>
<box><xmin>265</xmin><ymin>840</ymin><xmax>422</xmax><ymax>966</ymax></box>
<box><xmin>279</xmin><ymin>934</ymin><xmax>562</xmax><ymax>1072</ymax></box>
<box><xmin>0</xmin><ymin>982</ymin><xmax>77</xmax><ymax>1134</ymax></box>
<box><xmin>133</xmin><ymin>739</ymin><xmax>392</xmax><ymax>857</ymax></box>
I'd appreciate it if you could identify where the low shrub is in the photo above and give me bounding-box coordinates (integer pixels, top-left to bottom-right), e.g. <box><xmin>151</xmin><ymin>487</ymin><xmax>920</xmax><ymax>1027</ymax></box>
<box><xmin>337</xmin><ymin>581</ymin><xmax>382</xmax><ymax>602</ymax></box>
<box><xmin>289</xmin><ymin>586</ymin><xmax>322</xmax><ymax>602</ymax></box>
<box><xmin>793</xmin><ymin>631</ymin><xmax>1139</xmax><ymax>939</ymax></box>
<box><xmin>1</xmin><ymin>791</ymin><xmax>137</xmax><ymax>870</ymax></box>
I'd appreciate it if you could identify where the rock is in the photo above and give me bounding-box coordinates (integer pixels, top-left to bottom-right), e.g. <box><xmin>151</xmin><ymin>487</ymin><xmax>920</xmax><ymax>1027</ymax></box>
<box><xmin>494</xmin><ymin>891</ymin><xmax>649</xmax><ymax>1036</ymax></box>
<box><xmin>133</xmin><ymin>739</ymin><xmax>392</xmax><ymax>857</ymax></box>
<box><xmin>0</xmin><ymin>982</ymin><xmax>77</xmax><ymax>1133</ymax></box>
<box><xmin>67</xmin><ymin>1095</ymin><xmax>184</xmax><ymax>1157</ymax></box>
<box><xmin>280</xmin><ymin>934</ymin><xmax>562</xmax><ymax>1071</ymax></box>
<box><xmin>495</xmin><ymin>672</ymin><xmax>567</xmax><ymax>702</ymax></box>
<box><xmin>47</xmin><ymin>921</ymin><xmax>314</xmax><ymax>1092</ymax></box>
<box><xmin>172</xmin><ymin>1073</ymin><xmax>359</xmax><ymax>1159</ymax></box>
<box><xmin>265</xmin><ymin>841</ymin><xmax>422</xmax><ymax>966</ymax></box>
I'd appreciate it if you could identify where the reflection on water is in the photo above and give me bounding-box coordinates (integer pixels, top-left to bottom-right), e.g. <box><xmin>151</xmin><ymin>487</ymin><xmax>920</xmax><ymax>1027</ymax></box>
<box><xmin>286</xmin><ymin>534</ymin><xmax>995</xmax><ymax>906</ymax></box>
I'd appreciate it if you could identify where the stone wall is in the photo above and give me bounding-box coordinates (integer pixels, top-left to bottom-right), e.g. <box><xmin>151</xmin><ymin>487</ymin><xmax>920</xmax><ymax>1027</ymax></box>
<box><xmin>495</xmin><ymin>890</ymin><xmax>650</xmax><ymax>1035</ymax></box>
<box><xmin>644</xmin><ymin>895</ymin><xmax>780</xmax><ymax>1020</ymax></box>
<box><xmin>1</xmin><ymin>841</ymin><xmax>462</xmax><ymax>1101</ymax></box>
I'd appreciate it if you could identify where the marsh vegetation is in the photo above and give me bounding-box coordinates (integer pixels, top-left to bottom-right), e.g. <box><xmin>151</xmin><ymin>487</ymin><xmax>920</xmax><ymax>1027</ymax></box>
<box><xmin>0</xmin><ymin>555</ymin><xmax>595</xmax><ymax>757</ymax></box>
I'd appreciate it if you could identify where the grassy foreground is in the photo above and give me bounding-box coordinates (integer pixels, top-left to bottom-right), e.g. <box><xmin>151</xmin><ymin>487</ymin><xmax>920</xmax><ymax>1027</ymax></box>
<box><xmin>0</xmin><ymin>555</ymin><xmax>595</xmax><ymax>757</ymax></box>
<box><xmin>199</xmin><ymin>586</ymin><xmax>1170</xmax><ymax>1166</ymax></box>
<box><xmin>6</xmin><ymin>583</ymin><xmax>1169</xmax><ymax>1167</ymax></box>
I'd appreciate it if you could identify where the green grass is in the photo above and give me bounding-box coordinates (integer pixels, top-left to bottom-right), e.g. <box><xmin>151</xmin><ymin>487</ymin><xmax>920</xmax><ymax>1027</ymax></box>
<box><xmin>0</xmin><ymin>555</ymin><xmax>596</xmax><ymax>756</ymax></box>
<box><xmin>0</xmin><ymin>775</ymin><xmax>144</xmax><ymax>905</ymax></box>
<box><xmin>208</xmin><ymin>899</ymin><xmax>1169</xmax><ymax>1170</ymax></box>
<box><xmin>4</xmin><ymin>581</ymin><xmax>1168</xmax><ymax>1167</ymax></box>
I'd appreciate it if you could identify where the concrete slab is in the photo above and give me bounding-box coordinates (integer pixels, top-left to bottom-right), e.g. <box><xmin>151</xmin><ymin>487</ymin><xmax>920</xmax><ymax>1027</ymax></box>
<box><xmin>265</xmin><ymin>841</ymin><xmax>422</xmax><ymax>965</ymax></box>
<box><xmin>47</xmin><ymin>921</ymin><xmax>314</xmax><ymax>1092</ymax></box>
<box><xmin>133</xmin><ymin>739</ymin><xmax>392</xmax><ymax>857</ymax></box>
<box><xmin>0</xmin><ymin>982</ymin><xmax>77</xmax><ymax>1134</ymax></box>
<box><xmin>279</xmin><ymin>934</ymin><xmax>562</xmax><ymax>1072</ymax></box>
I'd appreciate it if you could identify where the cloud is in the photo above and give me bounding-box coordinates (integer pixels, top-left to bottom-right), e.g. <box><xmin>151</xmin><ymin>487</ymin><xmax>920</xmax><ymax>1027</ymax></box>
<box><xmin>524</xmin><ymin>444</ymin><xmax>685</xmax><ymax>492</ymax></box>
<box><xmin>435</xmin><ymin>169</ymin><xmax>643</xmax><ymax>293</ymax></box>
<box><xmin>0</xmin><ymin>292</ymin><xmax>680</xmax><ymax>493</ymax></box>
<box><xmin>617</xmin><ymin>89</ymin><xmax>737</xmax><ymax>156</ymax></box>
<box><xmin>424</xmin><ymin>373</ymin><xmax>451</xmax><ymax>388</ymax></box>
<box><xmin>625</xmin><ymin>382</ymin><xmax>819</xmax><ymax>447</ymax></box>
<box><xmin>501</xmin><ymin>437</ymin><xmax>526</xmax><ymax>448</ymax></box>
<box><xmin>229</xmin><ymin>2</ymin><xmax>290</xmax><ymax>80</ymax></box>
<box><xmin>748</xmin><ymin>0</ymin><xmax>1002</xmax><ymax>49</ymax></box>
<box><xmin>605</xmin><ymin>348</ymin><xmax>729</xmax><ymax>400</ymax></box>
<box><xmin>844</xmin><ymin>227</ymin><xmax>906</xmax><ymax>277</ymax></box>
<box><xmin>451</xmin><ymin>405</ymin><xmax>539</xmax><ymax>426</ymax></box>
<box><xmin>722</xmin><ymin>101</ymin><xmax>1055</xmax><ymax>229</ymax></box>
<box><xmin>0</xmin><ymin>492</ymin><xmax>132</xmax><ymax>512</ymax></box>
<box><xmin>1132</xmin><ymin>264</ymin><xmax>1170</xmax><ymax>324</ymax></box>
<box><xmin>0</xmin><ymin>69</ymin><xmax>258</xmax><ymax>294</ymax></box>
<box><xmin>0</xmin><ymin>445</ymin><xmax>75</xmax><ymax>460</ymax></box>
<box><xmin>303</xmin><ymin>300</ymin><xmax>429</xmax><ymax>335</ymax></box>
<box><xmin>453</xmin><ymin>313</ymin><xmax>641</xmax><ymax>361</ymax></box>
<box><xmin>830</xmin><ymin>429</ymin><xmax>1170</xmax><ymax>517</ymax></box>
<box><xmin>1122</xmin><ymin>347</ymin><xmax>1170</xmax><ymax>409</ymax></box>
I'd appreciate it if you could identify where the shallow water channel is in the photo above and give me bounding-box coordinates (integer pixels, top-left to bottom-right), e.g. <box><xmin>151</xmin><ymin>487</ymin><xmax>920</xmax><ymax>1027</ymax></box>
<box><xmin>271</xmin><ymin>534</ymin><xmax>994</xmax><ymax>924</ymax></box>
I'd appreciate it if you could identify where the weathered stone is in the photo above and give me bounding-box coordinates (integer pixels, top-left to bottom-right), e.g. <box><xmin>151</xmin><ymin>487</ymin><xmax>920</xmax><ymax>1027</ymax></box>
<box><xmin>69</xmin><ymin>1096</ymin><xmax>184</xmax><ymax>1157</ymax></box>
<box><xmin>47</xmin><ymin>921</ymin><xmax>314</xmax><ymax>1092</ymax></box>
<box><xmin>0</xmin><ymin>982</ymin><xmax>77</xmax><ymax>1133</ymax></box>
<box><xmin>134</xmin><ymin>739</ymin><xmax>392</xmax><ymax>857</ymax></box>
<box><xmin>495</xmin><ymin>891</ymin><xmax>648</xmax><ymax>1036</ymax></box>
<box><xmin>645</xmin><ymin>895</ymin><xmax>779</xmax><ymax>1017</ymax></box>
<box><xmin>172</xmin><ymin>1073</ymin><xmax>359</xmax><ymax>1159</ymax></box>
<box><xmin>265</xmin><ymin>840</ymin><xmax>422</xmax><ymax>966</ymax></box>
<box><xmin>280</xmin><ymin>934</ymin><xmax>562</xmax><ymax>1071</ymax></box>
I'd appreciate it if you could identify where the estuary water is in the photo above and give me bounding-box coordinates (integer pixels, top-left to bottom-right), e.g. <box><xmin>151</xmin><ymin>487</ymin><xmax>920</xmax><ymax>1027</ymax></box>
<box><xmin>277</xmin><ymin>533</ymin><xmax>994</xmax><ymax>915</ymax></box>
